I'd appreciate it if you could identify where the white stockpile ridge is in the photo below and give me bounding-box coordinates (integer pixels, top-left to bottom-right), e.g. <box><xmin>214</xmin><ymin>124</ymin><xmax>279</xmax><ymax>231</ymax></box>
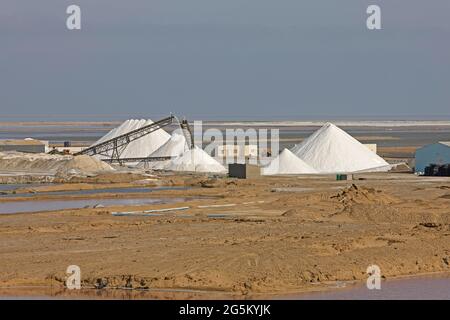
<box><xmin>0</xmin><ymin>152</ymin><xmax>114</xmax><ymax>176</ymax></box>
<box><xmin>93</xmin><ymin>119</ymin><xmax>170</xmax><ymax>159</ymax></box>
<box><xmin>163</xmin><ymin>146</ymin><xmax>226</xmax><ymax>173</ymax></box>
<box><xmin>291</xmin><ymin>123</ymin><xmax>390</xmax><ymax>173</ymax></box>
<box><xmin>0</xmin><ymin>152</ymin><xmax>71</xmax><ymax>173</ymax></box>
<box><xmin>262</xmin><ymin>149</ymin><xmax>318</xmax><ymax>175</ymax></box>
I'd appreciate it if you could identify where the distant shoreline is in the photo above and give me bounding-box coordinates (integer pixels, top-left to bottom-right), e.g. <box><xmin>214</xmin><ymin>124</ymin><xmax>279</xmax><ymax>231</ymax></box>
<box><xmin>1</xmin><ymin>120</ymin><xmax>450</xmax><ymax>127</ymax></box>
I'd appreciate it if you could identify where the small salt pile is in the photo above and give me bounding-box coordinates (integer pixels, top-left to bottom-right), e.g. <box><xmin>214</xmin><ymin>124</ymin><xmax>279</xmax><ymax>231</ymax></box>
<box><xmin>163</xmin><ymin>146</ymin><xmax>226</xmax><ymax>173</ymax></box>
<box><xmin>262</xmin><ymin>149</ymin><xmax>317</xmax><ymax>175</ymax></box>
<box><xmin>56</xmin><ymin>155</ymin><xmax>114</xmax><ymax>177</ymax></box>
<box><xmin>149</xmin><ymin>132</ymin><xmax>188</xmax><ymax>158</ymax></box>
<box><xmin>139</xmin><ymin>132</ymin><xmax>189</xmax><ymax>170</ymax></box>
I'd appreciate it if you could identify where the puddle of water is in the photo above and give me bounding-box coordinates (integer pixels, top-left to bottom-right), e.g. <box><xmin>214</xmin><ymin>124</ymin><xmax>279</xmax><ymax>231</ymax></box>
<box><xmin>0</xmin><ymin>186</ymin><xmax>188</xmax><ymax>198</ymax></box>
<box><xmin>207</xmin><ymin>214</ymin><xmax>234</xmax><ymax>218</ymax></box>
<box><xmin>0</xmin><ymin>183</ymin><xmax>55</xmax><ymax>192</ymax></box>
<box><xmin>0</xmin><ymin>197</ymin><xmax>187</xmax><ymax>214</ymax></box>
<box><xmin>271</xmin><ymin>187</ymin><xmax>314</xmax><ymax>193</ymax></box>
<box><xmin>0</xmin><ymin>287</ymin><xmax>237</xmax><ymax>300</ymax></box>
<box><xmin>2</xmin><ymin>276</ymin><xmax>448</xmax><ymax>300</ymax></box>
<box><xmin>282</xmin><ymin>276</ymin><xmax>450</xmax><ymax>300</ymax></box>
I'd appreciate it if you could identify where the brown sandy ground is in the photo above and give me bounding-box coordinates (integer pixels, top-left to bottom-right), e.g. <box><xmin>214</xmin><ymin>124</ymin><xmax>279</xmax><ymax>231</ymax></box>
<box><xmin>378</xmin><ymin>146</ymin><xmax>418</xmax><ymax>159</ymax></box>
<box><xmin>0</xmin><ymin>172</ymin><xmax>449</xmax><ymax>297</ymax></box>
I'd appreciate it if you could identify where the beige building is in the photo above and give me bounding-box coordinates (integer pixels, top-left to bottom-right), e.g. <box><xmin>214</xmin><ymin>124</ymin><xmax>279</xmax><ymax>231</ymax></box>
<box><xmin>217</xmin><ymin>144</ymin><xmax>259</xmax><ymax>158</ymax></box>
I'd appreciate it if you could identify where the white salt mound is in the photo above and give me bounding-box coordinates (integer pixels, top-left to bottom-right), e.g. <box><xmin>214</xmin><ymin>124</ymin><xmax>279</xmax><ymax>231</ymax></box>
<box><xmin>291</xmin><ymin>123</ymin><xmax>390</xmax><ymax>173</ymax></box>
<box><xmin>93</xmin><ymin>119</ymin><xmax>170</xmax><ymax>159</ymax></box>
<box><xmin>163</xmin><ymin>146</ymin><xmax>226</xmax><ymax>173</ymax></box>
<box><xmin>139</xmin><ymin>131</ymin><xmax>189</xmax><ymax>170</ymax></box>
<box><xmin>262</xmin><ymin>149</ymin><xmax>318</xmax><ymax>175</ymax></box>
<box><xmin>149</xmin><ymin>132</ymin><xmax>188</xmax><ymax>158</ymax></box>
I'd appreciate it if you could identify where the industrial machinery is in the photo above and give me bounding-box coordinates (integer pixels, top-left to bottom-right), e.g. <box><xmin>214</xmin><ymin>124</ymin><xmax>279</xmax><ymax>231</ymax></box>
<box><xmin>76</xmin><ymin>114</ymin><xmax>195</xmax><ymax>166</ymax></box>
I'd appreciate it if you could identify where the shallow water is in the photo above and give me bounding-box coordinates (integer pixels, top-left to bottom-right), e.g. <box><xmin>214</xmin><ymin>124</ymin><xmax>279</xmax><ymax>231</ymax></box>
<box><xmin>1</xmin><ymin>276</ymin><xmax>449</xmax><ymax>300</ymax></box>
<box><xmin>0</xmin><ymin>197</ymin><xmax>187</xmax><ymax>214</ymax></box>
<box><xmin>0</xmin><ymin>287</ymin><xmax>236</xmax><ymax>300</ymax></box>
<box><xmin>0</xmin><ymin>186</ymin><xmax>188</xmax><ymax>198</ymax></box>
<box><xmin>284</xmin><ymin>276</ymin><xmax>450</xmax><ymax>300</ymax></box>
<box><xmin>0</xmin><ymin>184</ymin><xmax>31</xmax><ymax>191</ymax></box>
<box><xmin>0</xmin><ymin>183</ymin><xmax>55</xmax><ymax>192</ymax></box>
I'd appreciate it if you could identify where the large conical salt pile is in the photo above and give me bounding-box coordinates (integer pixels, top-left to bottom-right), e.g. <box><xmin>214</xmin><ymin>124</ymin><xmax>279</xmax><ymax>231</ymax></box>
<box><xmin>262</xmin><ymin>149</ymin><xmax>318</xmax><ymax>175</ymax></box>
<box><xmin>291</xmin><ymin>123</ymin><xmax>390</xmax><ymax>173</ymax></box>
<box><xmin>92</xmin><ymin>119</ymin><xmax>170</xmax><ymax>159</ymax></box>
<box><xmin>163</xmin><ymin>146</ymin><xmax>226</xmax><ymax>173</ymax></box>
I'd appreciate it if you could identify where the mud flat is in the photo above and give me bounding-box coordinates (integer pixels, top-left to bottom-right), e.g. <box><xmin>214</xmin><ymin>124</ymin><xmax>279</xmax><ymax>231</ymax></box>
<box><xmin>0</xmin><ymin>171</ymin><xmax>449</xmax><ymax>298</ymax></box>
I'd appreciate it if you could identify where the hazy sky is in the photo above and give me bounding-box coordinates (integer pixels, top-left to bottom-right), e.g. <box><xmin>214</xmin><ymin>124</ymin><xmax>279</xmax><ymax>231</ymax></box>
<box><xmin>1</xmin><ymin>1</ymin><xmax>449</xmax><ymax>120</ymax></box>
